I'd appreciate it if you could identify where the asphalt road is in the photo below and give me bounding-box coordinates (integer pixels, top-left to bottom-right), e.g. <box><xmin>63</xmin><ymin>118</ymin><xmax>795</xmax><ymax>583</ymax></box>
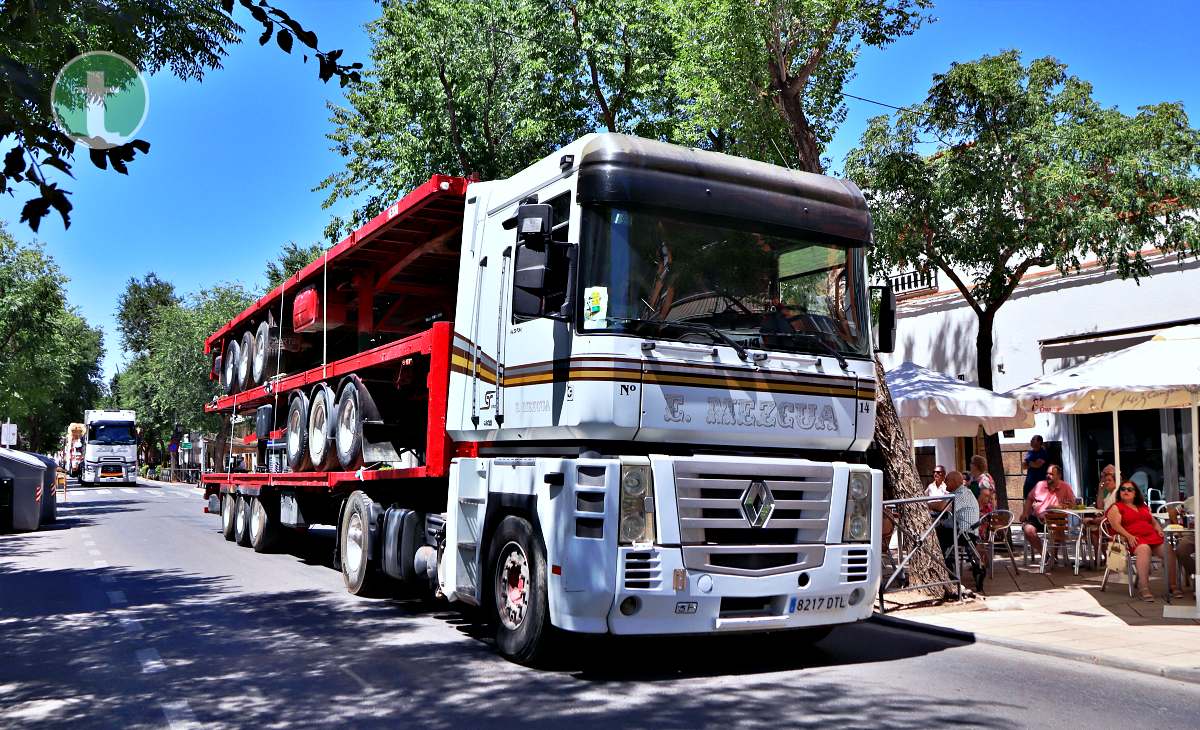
<box><xmin>2</xmin><ymin>481</ymin><xmax>1197</xmax><ymax>729</ymax></box>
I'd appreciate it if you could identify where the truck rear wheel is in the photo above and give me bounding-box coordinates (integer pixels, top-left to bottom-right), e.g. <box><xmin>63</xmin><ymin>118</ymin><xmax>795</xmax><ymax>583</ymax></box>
<box><xmin>307</xmin><ymin>383</ymin><xmax>339</xmax><ymax>471</ymax></box>
<box><xmin>221</xmin><ymin>492</ymin><xmax>237</xmax><ymax>541</ymax></box>
<box><xmin>339</xmin><ymin>490</ymin><xmax>383</xmax><ymax>596</ymax></box>
<box><xmin>488</xmin><ymin>515</ymin><xmax>551</xmax><ymax>664</ymax></box>
<box><xmin>335</xmin><ymin>379</ymin><xmax>364</xmax><ymax>470</ymax></box>
<box><xmin>286</xmin><ymin>393</ymin><xmax>312</xmax><ymax>472</ymax></box>
<box><xmin>250</xmin><ymin>495</ymin><xmax>280</xmax><ymax>553</ymax></box>
<box><xmin>237</xmin><ymin>330</ymin><xmax>255</xmax><ymax>391</ymax></box>
<box><xmin>234</xmin><ymin>494</ymin><xmax>252</xmax><ymax>546</ymax></box>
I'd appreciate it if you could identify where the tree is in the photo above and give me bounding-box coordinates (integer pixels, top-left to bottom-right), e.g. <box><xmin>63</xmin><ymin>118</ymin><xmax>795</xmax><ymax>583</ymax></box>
<box><xmin>666</xmin><ymin>0</ymin><xmax>931</xmax><ymax>172</ymax></box>
<box><xmin>846</xmin><ymin>51</ymin><xmax>1200</xmax><ymax>505</ymax></box>
<box><xmin>265</xmin><ymin>240</ymin><xmax>324</xmax><ymax>289</ymax></box>
<box><xmin>0</xmin><ymin>0</ymin><xmax>359</xmax><ymax>232</ymax></box>
<box><xmin>116</xmin><ymin>273</ymin><xmax>180</xmax><ymax>355</ymax></box>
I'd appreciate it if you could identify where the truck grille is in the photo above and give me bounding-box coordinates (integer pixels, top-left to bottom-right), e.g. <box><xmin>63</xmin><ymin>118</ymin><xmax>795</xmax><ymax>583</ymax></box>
<box><xmin>675</xmin><ymin>460</ymin><xmax>833</xmax><ymax>576</ymax></box>
<box><xmin>841</xmin><ymin>548</ymin><xmax>870</xmax><ymax>583</ymax></box>
<box><xmin>623</xmin><ymin>549</ymin><xmax>662</xmax><ymax>590</ymax></box>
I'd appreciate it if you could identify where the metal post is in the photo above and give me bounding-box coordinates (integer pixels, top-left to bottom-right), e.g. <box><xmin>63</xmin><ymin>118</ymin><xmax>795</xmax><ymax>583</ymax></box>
<box><xmin>1165</xmin><ymin>396</ymin><xmax>1200</xmax><ymax>619</ymax></box>
<box><xmin>1112</xmin><ymin>410</ymin><xmax>1122</xmax><ymax>483</ymax></box>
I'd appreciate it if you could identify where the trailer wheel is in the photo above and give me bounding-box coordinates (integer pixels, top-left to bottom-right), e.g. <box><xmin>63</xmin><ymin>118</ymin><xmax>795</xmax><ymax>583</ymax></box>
<box><xmin>221</xmin><ymin>492</ymin><xmax>237</xmax><ymax>541</ymax></box>
<box><xmin>307</xmin><ymin>383</ymin><xmax>339</xmax><ymax>471</ymax></box>
<box><xmin>222</xmin><ymin>340</ymin><xmax>240</xmax><ymax>395</ymax></box>
<box><xmin>286</xmin><ymin>393</ymin><xmax>313</xmax><ymax>472</ymax></box>
<box><xmin>335</xmin><ymin>379</ymin><xmax>364</xmax><ymax>470</ymax></box>
<box><xmin>234</xmin><ymin>494</ymin><xmax>252</xmax><ymax>547</ymax></box>
<box><xmin>250</xmin><ymin>494</ymin><xmax>280</xmax><ymax>553</ymax></box>
<box><xmin>251</xmin><ymin>320</ymin><xmax>277</xmax><ymax>384</ymax></box>
<box><xmin>488</xmin><ymin>515</ymin><xmax>551</xmax><ymax>664</ymax></box>
<box><xmin>339</xmin><ymin>491</ymin><xmax>383</xmax><ymax>596</ymax></box>
<box><xmin>237</xmin><ymin>330</ymin><xmax>255</xmax><ymax>391</ymax></box>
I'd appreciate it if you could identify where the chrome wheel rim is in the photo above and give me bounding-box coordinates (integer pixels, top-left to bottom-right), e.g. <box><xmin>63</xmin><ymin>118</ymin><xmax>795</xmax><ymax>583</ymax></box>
<box><xmin>254</xmin><ymin>331</ymin><xmax>268</xmax><ymax>378</ymax></box>
<box><xmin>250</xmin><ymin>499</ymin><xmax>264</xmax><ymax>543</ymax></box>
<box><xmin>345</xmin><ymin>511</ymin><xmax>364</xmax><ymax>582</ymax></box>
<box><xmin>309</xmin><ymin>398</ymin><xmax>327</xmax><ymax>462</ymax></box>
<box><xmin>236</xmin><ymin>497</ymin><xmax>248</xmax><ymax>537</ymax></box>
<box><xmin>222</xmin><ymin>495</ymin><xmax>235</xmax><ymax>532</ymax></box>
<box><xmin>287</xmin><ymin>408</ymin><xmax>303</xmax><ymax>459</ymax></box>
<box><xmin>496</xmin><ymin>541</ymin><xmax>530</xmax><ymax>630</ymax></box>
<box><xmin>336</xmin><ymin>394</ymin><xmax>357</xmax><ymax>455</ymax></box>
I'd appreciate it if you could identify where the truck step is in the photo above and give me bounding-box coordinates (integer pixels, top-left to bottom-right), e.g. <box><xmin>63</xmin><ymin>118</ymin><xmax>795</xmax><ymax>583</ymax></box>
<box><xmin>458</xmin><ymin>496</ymin><xmax>485</xmax><ymax>505</ymax></box>
<box><xmin>457</xmin><ymin>541</ymin><xmax>479</xmax><ymax>552</ymax></box>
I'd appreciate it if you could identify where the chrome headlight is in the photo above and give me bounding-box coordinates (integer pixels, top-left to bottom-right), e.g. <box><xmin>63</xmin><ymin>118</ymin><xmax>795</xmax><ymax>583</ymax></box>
<box><xmin>619</xmin><ymin>462</ymin><xmax>655</xmax><ymax>545</ymax></box>
<box><xmin>843</xmin><ymin>471</ymin><xmax>873</xmax><ymax>542</ymax></box>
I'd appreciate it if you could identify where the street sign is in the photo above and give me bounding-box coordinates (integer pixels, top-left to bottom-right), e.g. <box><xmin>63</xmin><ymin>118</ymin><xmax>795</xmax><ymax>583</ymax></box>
<box><xmin>1</xmin><ymin>422</ymin><xmax>16</xmax><ymax>447</ymax></box>
<box><xmin>181</xmin><ymin>441</ymin><xmax>192</xmax><ymax>450</ymax></box>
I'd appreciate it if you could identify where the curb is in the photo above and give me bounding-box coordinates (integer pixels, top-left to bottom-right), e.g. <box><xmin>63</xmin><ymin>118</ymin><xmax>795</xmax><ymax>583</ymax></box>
<box><xmin>870</xmin><ymin>613</ymin><xmax>1200</xmax><ymax>685</ymax></box>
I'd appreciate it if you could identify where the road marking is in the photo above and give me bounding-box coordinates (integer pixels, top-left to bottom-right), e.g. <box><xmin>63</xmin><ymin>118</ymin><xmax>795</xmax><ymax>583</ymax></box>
<box><xmin>95</xmin><ymin>489</ymin><xmax>112</xmax><ymax>495</ymax></box>
<box><xmin>92</xmin><ymin>560</ymin><xmax>109</xmax><ymax>569</ymax></box>
<box><xmin>118</xmin><ymin>617</ymin><xmax>144</xmax><ymax>636</ymax></box>
<box><xmin>160</xmin><ymin>700</ymin><xmax>197</xmax><ymax>729</ymax></box>
<box><xmin>121</xmin><ymin>488</ymin><xmax>136</xmax><ymax>494</ymax></box>
<box><xmin>88</xmin><ymin>549</ymin><xmax>102</xmax><ymax>556</ymax></box>
<box><xmin>136</xmin><ymin>648</ymin><xmax>166</xmax><ymax>674</ymax></box>
<box><xmin>106</xmin><ymin>590</ymin><xmax>127</xmax><ymax>605</ymax></box>
<box><xmin>83</xmin><ymin>540</ymin><xmax>96</xmax><ymax>547</ymax></box>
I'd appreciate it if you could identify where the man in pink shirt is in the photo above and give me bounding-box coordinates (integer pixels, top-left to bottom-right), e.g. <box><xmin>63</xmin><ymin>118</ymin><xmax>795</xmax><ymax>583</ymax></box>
<box><xmin>1021</xmin><ymin>464</ymin><xmax>1076</xmax><ymax>554</ymax></box>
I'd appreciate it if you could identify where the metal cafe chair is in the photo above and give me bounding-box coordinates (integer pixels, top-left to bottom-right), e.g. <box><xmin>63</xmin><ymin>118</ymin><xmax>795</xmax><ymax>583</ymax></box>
<box><xmin>1158</xmin><ymin>501</ymin><xmax>1193</xmax><ymax>591</ymax></box>
<box><xmin>1038</xmin><ymin>509</ymin><xmax>1089</xmax><ymax>575</ymax></box>
<box><xmin>1100</xmin><ymin>518</ymin><xmax>1167</xmax><ymax>598</ymax></box>
<box><xmin>980</xmin><ymin>510</ymin><xmax>1019</xmax><ymax>580</ymax></box>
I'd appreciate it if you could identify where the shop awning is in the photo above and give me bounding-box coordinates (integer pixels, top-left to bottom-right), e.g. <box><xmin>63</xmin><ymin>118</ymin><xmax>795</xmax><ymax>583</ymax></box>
<box><xmin>886</xmin><ymin>361</ymin><xmax>1033</xmax><ymax>439</ymax></box>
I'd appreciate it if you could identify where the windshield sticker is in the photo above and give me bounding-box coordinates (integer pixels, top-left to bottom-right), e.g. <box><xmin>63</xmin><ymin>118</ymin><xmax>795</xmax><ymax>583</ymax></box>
<box><xmin>583</xmin><ymin>286</ymin><xmax>608</xmax><ymax>329</ymax></box>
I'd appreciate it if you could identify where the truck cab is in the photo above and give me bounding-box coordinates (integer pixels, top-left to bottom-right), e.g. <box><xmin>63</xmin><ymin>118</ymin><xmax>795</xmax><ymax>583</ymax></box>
<box><xmin>81</xmin><ymin>409</ymin><xmax>138</xmax><ymax>486</ymax></box>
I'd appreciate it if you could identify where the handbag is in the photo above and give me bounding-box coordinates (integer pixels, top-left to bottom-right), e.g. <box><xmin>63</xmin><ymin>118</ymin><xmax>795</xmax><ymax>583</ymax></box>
<box><xmin>1106</xmin><ymin>538</ymin><xmax>1128</xmax><ymax>577</ymax></box>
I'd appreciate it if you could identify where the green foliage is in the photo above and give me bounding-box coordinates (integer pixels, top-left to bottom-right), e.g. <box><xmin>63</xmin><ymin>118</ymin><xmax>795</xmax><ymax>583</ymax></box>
<box><xmin>846</xmin><ymin>51</ymin><xmax>1200</xmax><ymax>321</ymax></box>
<box><xmin>116</xmin><ymin>272</ymin><xmax>179</xmax><ymax>354</ymax></box>
<box><xmin>112</xmin><ymin>282</ymin><xmax>253</xmax><ymax>442</ymax></box>
<box><xmin>666</xmin><ymin>0</ymin><xmax>931</xmax><ymax>173</ymax></box>
<box><xmin>0</xmin><ymin>225</ymin><xmax>104</xmax><ymax>451</ymax></box>
<box><xmin>265</xmin><ymin>240</ymin><xmax>324</xmax><ymax>289</ymax></box>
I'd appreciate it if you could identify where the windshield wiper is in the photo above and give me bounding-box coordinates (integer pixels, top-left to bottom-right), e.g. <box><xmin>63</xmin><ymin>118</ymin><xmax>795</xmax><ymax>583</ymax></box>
<box><xmin>761</xmin><ymin>331</ymin><xmax>849</xmax><ymax>370</ymax></box>
<box><xmin>609</xmin><ymin>317</ymin><xmax>750</xmax><ymax>361</ymax></box>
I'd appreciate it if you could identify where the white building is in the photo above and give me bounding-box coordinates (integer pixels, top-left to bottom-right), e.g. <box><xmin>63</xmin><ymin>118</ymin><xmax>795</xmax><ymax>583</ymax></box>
<box><xmin>881</xmin><ymin>250</ymin><xmax>1200</xmax><ymax>507</ymax></box>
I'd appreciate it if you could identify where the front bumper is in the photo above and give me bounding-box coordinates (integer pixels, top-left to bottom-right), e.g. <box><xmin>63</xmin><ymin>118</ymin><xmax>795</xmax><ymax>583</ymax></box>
<box><xmin>606</xmin><ymin>544</ymin><xmax>878</xmax><ymax>635</ymax></box>
<box><xmin>83</xmin><ymin>465</ymin><xmax>134</xmax><ymax>482</ymax></box>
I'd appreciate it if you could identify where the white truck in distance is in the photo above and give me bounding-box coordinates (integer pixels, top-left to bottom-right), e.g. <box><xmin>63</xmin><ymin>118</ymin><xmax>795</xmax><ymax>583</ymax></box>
<box><xmin>202</xmin><ymin>134</ymin><xmax>898</xmax><ymax>663</ymax></box>
<box><xmin>81</xmin><ymin>410</ymin><xmax>138</xmax><ymax>486</ymax></box>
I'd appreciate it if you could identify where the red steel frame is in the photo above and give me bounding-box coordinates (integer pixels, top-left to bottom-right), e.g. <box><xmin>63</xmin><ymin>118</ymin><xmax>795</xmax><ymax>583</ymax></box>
<box><xmin>201</xmin><ymin>321</ymin><xmax>455</xmax><ymax>493</ymax></box>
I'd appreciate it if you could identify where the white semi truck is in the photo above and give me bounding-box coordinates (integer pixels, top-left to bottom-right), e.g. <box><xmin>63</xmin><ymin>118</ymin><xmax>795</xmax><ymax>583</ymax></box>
<box><xmin>201</xmin><ymin>134</ymin><xmax>896</xmax><ymax>663</ymax></box>
<box><xmin>81</xmin><ymin>409</ymin><xmax>138</xmax><ymax>486</ymax></box>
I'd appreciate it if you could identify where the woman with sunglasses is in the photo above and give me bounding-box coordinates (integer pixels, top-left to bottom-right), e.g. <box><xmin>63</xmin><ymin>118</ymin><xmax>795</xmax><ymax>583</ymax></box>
<box><xmin>1106</xmin><ymin>481</ymin><xmax>1177</xmax><ymax>601</ymax></box>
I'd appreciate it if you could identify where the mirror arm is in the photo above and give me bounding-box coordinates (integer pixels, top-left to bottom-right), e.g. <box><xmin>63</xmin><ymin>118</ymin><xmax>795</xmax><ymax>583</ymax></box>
<box><xmin>554</xmin><ymin>243</ymin><xmax>579</xmax><ymax>322</ymax></box>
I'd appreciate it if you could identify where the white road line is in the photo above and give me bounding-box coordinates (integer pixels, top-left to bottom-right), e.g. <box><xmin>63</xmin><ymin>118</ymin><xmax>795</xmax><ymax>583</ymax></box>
<box><xmin>120</xmin><ymin>488</ymin><xmax>136</xmax><ymax>494</ymax></box>
<box><xmin>83</xmin><ymin>540</ymin><xmax>96</xmax><ymax>547</ymax></box>
<box><xmin>106</xmin><ymin>590</ymin><xmax>127</xmax><ymax>605</ymax></box>
<box><xmin>95</xmin><ymin>489</ymin><xmax>112</xmax><ymax>495</ymax></box>
<box><xmin>136</xmin><ymin>648</ymin><xmax>166</xmax><ymax>674</ymax></box>
<box><xmin>340</xmin><ymin>666</ymin><xmax>373</xmax><ymax>691</ymax></box>
<box><xmin>160</xmin><ymin>700</ymin><xmax>197</xmax><ymax>729</ymax></box>
<box><xmin>118</xmin><ymin>617</ymin><xmax>144</xmax><ymax>636</ymax></box>
<box><xmin>92</xmin><ymin>560</ymin><xmax>108</xmax><ymax>569</ymax></box>
<box><xmin>88</xmin><ymin>549</ymin><xmax>101</xmax><ymax>557</ymax></box>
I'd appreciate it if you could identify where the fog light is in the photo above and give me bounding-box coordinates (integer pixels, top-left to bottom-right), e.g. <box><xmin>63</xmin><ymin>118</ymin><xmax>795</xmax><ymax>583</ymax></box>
<box><xmin>619</xmin><ymin>596</ymin><xmax>640</xmax><ymax>616</ymax></box>
<box><xmin>848</xmin><ymin>587</ymin><xmax>864</xmax><ymax>606</ymax></box>
<box><xmin>697</xmin><ymin>574</ymin><xmax>713</xmax><ymax>593</ymax></box>
<box><xmin>797</xmin><ymin>572</ymin><xmax>810</xmax><ymax>588</ymax></box>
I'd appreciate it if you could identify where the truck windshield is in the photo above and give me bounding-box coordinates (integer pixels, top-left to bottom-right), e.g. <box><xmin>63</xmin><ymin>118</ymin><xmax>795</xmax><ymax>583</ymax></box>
<box><xmin>579</xmin><ymin>206</ymin><xmax>871</xmax><ymax>357</ymax></box>
<box><xmin>88</xmin><ymin>423</ymin><xmax>137</xmax><ymax>445</ymax></box>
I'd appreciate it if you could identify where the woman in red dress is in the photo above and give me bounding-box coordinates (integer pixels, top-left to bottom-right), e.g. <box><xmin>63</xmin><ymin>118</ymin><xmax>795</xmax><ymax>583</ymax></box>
<box><xmin>1106</xmin><ymin>481</ymin><xmax>1175</xmax><ymax>601</ymax></box>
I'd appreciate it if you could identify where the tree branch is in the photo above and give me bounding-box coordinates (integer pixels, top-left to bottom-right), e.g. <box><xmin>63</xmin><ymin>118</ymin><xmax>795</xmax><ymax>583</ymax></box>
<box><xmin>434</xmin><ymin>59</ymin><xmax>470</xmax><ymax>173</ymax></box>
<box><xmin>924</xmin><ymin>233</ymin><xmax>982</xmax><ymax>317</ymax></box>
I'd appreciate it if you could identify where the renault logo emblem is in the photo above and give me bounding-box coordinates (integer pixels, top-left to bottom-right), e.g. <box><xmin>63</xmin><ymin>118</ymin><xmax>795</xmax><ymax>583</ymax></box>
<box><xmin>741</xmin><ymin>479</ymin><xmax>775</xmax><ymax>528</ymax></box>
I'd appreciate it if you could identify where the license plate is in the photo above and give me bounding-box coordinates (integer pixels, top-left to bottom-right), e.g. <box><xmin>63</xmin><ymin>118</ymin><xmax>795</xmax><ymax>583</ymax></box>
<box><xmin>789</xmin><ymin>595</ymin><xmax>849</xmax><ymax>613</ymax></box>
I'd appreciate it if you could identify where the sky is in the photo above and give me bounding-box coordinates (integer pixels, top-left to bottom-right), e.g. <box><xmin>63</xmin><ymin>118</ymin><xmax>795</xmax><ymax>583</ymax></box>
<box><xmin>4</xmin><ymin>0</ymin><xmax>1198</xmax><ymax>381</ymax></box>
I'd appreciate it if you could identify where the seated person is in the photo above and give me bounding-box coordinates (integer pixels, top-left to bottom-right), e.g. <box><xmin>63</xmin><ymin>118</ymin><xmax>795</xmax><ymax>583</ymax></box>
<box><xmin>1021</xmin><ymin>465</ymin><xmax>1075</xmax><ymax>555</ymax></box>
<box><xmin>1166</xmin><ymin>494</ymin><xmax>1196</xmax><ymax>600</ymax></box>
<box><xmin>1107</xmin><ymin>482</ymin><xmax>1177</xmax><ymax>602</ymax></box>
<box><xmin>934</xmin><ymin>470</ymin><xmax>985</xmax><ymax>592</ymax></box>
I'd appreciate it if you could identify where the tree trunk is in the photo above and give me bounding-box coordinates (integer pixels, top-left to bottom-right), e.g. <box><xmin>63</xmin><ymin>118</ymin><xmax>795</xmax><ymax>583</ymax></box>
<box><xmin>874</xmin><ymin>357</ymin><xmax>952</xmax><ymax>598</ymax></box>
<box><xmin>975</xmin><ymin>312</ymin><xmax>1011</xmax><ymax>510</ymax></box>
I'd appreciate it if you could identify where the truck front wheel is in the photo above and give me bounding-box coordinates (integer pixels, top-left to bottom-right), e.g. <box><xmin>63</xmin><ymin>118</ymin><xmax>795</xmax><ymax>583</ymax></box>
<box><xmin>488</xmin><ymin>515</ymin><xmax>551</xmax><ymax>664</ymax></box>
<box><xmin>339</xmin><ymin>491</ymin><xmax>383</xmax><ymax>596</ymax></box>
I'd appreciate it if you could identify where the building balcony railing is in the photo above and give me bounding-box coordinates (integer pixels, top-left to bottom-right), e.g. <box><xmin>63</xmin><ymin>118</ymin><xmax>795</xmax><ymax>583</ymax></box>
<box><xmin>889</xmin><ymin>268</ymin><xmax>939</xmax><ymax>296</ymax></box>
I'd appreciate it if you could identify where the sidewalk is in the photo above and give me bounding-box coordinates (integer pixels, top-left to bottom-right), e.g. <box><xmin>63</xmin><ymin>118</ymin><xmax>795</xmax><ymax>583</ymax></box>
<box><xmin>135</xmin><ymin>476</ymin><xmax>199</xmax><ymax>489</ymax></box>
<box><xmin>884</xmin><ymin>555</ymin><xmax>1200</xmax><ymax>682</ymax></box>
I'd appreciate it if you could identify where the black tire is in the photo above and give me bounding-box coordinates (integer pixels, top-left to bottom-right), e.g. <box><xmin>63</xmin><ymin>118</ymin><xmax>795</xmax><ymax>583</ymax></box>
<box><xmin>238</xmin><ymin>330</ymin><xmax>255</xmax><ymax>391</ymax></box>
<box><xmin>339</xmin><ymin>490</ymin><xmax>383</xmax><ymax>596</ymax></box>
<box><xmin>213</xmin><ymin>354</ymin><xmax>224</xmax><ymax>391</ymax></box>
<box><xmin>235</xmin><ymin>494</ymin><xmax>252</xmax><ymax>547</ymax></box>
<box><xmin>307</xmin><ymin>383</ymin><xmax>339</xmax><ymax>471</ymax></box>
<box><xmin>221</xmin><ymin>492</ymin><xmax>237</xmax><ymax>541</ymax></box>
<box><xmin>251</xmin><ymin>320</ymin><xmax>277</xmax><ymax>385</ymax></box>
<box><xmin>286</xmin><ymin>393</ymin><xmax>312</xmax><ymax>472</ymax></box>
<box><xmin>335</xmin><ymin>379</ymin><xmax>364</xmax><ymax>471</ymax></box>
<box><xmin>488</xmin><ymin>515</ymin><xmax>551</xmax><ymax>664</ymax></box>
<box><xmin>250</xmin><ymin>494</ymin><xmax>280</xmax><ymax>553</ymax></box>
<box><xmin>222</xmin><ymin>340</ymin><xmax>240</xmax><ymax>395</ymax></box>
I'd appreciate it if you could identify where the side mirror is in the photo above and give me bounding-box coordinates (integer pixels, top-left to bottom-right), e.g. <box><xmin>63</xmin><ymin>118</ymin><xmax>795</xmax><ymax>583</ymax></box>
<box><xmin>512</xmin><ymin>241</ymin><xmax>576</xmax><ymax>321</ymax></box>
<box><xmin>515</xmin><ymin>203</ymin><xmax>553</xmax><ymax>251</ymax></box>
<box><xmin>871</xmin><ymin>284</ymin><xmax>897</xmax><ymax>354</ymax></box>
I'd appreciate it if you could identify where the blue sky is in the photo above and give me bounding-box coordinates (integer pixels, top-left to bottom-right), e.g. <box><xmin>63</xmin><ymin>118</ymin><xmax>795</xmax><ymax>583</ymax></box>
<box><xmin>4</xmin><ymin>0</ymin><xmax>1198</xmax><ymax>381</ymax></box>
